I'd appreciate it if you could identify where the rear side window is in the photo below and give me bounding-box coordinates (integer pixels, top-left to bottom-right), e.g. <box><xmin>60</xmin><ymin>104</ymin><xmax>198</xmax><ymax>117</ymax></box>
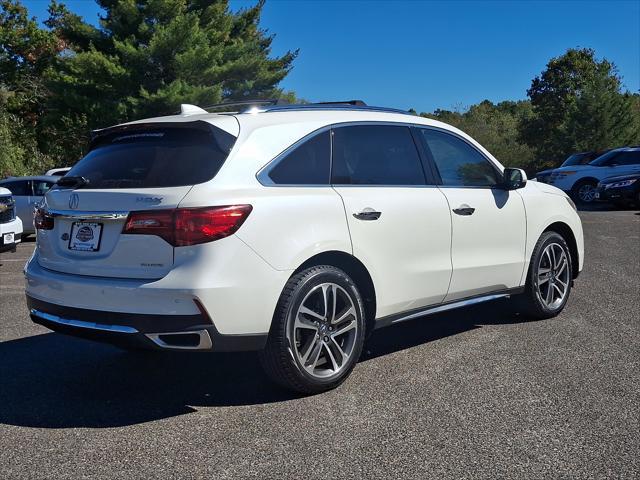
<box><xmin>613</xmin><ymin>151</ymin><xmax>640</xmax><ymax>165</ymax></box>
<box><xmin>1</xmin><ymin>181</ymin><xmax>30</xmax><ymax>196</ymax></box>
<box><xmin>331</xmin><ymin>125</ymin><xmax>425</xmax><ymax>185</ymax></box>
<box><xmin>420</xmin><ymin>129</ymin><xmax>500</xmax><ymax>187</ymax></box>
<box><xmin>62</xmin><ymin>122</ymin><xmax>236</xmax><ymax>189</ymax></box>
<box><xmin>268</xmin><ymin>130</ymin><xmax>331</xmax><ymax>184</ymax></box>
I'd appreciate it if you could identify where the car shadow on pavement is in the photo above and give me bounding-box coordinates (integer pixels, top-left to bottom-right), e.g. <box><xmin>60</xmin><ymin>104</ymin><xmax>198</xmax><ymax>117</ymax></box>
<box><xmin>0</xmin><ymin>300</ymin><xmax>530</xmax><ymax>429</ymax></box>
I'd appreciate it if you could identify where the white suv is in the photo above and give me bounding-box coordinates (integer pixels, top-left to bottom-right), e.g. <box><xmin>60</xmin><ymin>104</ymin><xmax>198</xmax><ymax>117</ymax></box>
<box><xmin>0</xmin><ymin>187</ymin><xmax>23</xmax><ymax>253</ymax></box>
<box><xmin>25</xmin><ymin>101</ymin><xmax>584</xmax><ymax>393</ymax></box>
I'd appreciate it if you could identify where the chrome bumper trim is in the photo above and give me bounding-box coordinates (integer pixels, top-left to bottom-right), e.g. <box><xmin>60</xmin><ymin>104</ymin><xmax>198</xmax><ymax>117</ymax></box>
<box><xmin>30</xmin><ymin>308</ymin><xmax>139</xmax><ymax>333</ymax></box>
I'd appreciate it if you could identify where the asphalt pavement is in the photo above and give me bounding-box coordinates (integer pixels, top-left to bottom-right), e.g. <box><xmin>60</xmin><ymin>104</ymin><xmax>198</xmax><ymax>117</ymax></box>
<box><xmin>0</xmin><ymin>209</ymin><xmax>638</xmax><ymax>479</ymax></box>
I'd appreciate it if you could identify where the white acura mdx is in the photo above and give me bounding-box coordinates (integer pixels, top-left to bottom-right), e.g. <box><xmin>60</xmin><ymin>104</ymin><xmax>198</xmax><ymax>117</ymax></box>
<box><xmin>25</xmin><ymin>101</ymin><xmax>584</xmax><ymax>393</ymax></box>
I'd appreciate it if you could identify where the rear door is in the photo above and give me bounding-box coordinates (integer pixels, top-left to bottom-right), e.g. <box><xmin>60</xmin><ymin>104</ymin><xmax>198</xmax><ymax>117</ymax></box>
<box><xmin>37</xmin><ymin>120</ymin><xmax>237</xmax><ymax>279</ymax></box>
<box><xmin>331</xmin><ymin>124</ymin><xmax>452</xmax><ymax>318</ymax></box>
<box><xmin>418</xmin><ymin>127</ymin><xmax>526</xmax><ymax>302</ymax></box>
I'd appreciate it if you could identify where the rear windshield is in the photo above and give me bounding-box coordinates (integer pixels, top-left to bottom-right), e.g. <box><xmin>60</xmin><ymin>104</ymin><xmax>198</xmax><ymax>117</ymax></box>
<box><xmin>60</xmin><ymin>122</ymin><xmax>236</xmax><ymax>189</ymax></box>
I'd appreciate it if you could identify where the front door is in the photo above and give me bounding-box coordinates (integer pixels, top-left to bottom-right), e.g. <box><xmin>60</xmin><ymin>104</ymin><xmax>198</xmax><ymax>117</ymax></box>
<box><xmin>418</xmin><ymin>127</ymin><xmax>527</xmax><ymax>302</ymax></box>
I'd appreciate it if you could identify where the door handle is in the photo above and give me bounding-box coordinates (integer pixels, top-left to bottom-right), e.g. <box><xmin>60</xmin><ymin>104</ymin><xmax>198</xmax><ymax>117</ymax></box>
<box><xmin>353</xmin><ymin>208</ymin><xmax>382</xmax><ymax>221</ymax></box>
<box><xmin>453</xmin><ymin>205</ymin><xmax>475</xmax><ymax>216</ymax></box>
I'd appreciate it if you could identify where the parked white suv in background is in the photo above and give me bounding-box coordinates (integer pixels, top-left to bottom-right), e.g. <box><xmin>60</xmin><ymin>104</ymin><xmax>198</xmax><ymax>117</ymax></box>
<box><xmin>542</xmin><ymin>147</ymin><xmax>640</xmax><ymax>203</ymax></box>
<box><xmin>0</xmin><ymin>187</ymin><xmax>23</xmax><ymax>253</ymax></box>
<box><xmin>25</xmin><ymin>101</ymin><xmax>584</xmax><ymax>393</ymax></box>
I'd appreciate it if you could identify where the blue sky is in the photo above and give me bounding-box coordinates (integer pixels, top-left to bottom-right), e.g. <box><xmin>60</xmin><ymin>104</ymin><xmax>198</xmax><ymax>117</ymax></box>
<box><xmin>23</xmin><ymin>0</ymin><xmax>640</xmax><ymax>113</ymax></box>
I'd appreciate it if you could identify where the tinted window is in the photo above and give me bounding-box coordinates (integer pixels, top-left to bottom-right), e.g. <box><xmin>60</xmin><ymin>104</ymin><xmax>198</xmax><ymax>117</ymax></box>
<box><xmin>268</xmin><ymin>130</ymin><xmax>330</xmax><ymax>184</ymax></box>
<box><xmin>421</xmin><ymin>129</ymin><xmax>500</xmax><ymax>187</ymax></box>
<box><xmin>612</xmin><ymin>151</ymin><xmax>640</xmax><ymax>165</ymax></box>
<box><xmin>331</xmin><ymin>125</ymin><xmax>425</xmax><ymax>185</ymax></box>
<box><xmin>32</xmin><ymin>181</ymin><xmax>54</xmax><ymax>196</ymax></box>
<box><xmin>61</xmin><ymin>122</ymin><xmax>235</xmax><ymax>189</ymax></box>
<box><xmin>1</xmin><ymin>181</ymin><xmax>30</xmax><ymax>196</ymax></box>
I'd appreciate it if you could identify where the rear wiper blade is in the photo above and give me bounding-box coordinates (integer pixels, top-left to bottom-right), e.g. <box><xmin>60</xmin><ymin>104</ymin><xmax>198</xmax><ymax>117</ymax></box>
<box><xmin>56</xmin><ymin>176</ymin><xmax>90</xmax><ymax>189</ymax></box>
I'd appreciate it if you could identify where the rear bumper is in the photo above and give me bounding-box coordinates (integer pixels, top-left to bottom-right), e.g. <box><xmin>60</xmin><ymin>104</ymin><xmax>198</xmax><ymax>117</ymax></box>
<box><xmin>27</xmin><ymin>296</ymin><xmax>267</xmax><ymax>352</ymax></box>
<box><xmin>25</xmin><ymin>235</ymin><xmax>290</xmax><ymax>335</ymax></box>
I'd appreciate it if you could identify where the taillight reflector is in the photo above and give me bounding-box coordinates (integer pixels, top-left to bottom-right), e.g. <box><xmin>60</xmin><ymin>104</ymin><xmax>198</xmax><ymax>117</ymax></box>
<box><xmin>34</xmin><ymin>207</ymin><xmax>54</xmax><ymax>230</ymax></box>
<box><xmin>122</xmin><ymin>205</ymin><xmax>252</xmax><ymax>246</ymax></box>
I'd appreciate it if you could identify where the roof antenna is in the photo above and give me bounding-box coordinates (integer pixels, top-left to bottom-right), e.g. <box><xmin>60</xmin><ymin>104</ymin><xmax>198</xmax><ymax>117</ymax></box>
<box><xmin>180</xmin><ymin>104</ymin><xmax>208</xmax><ymax>115</ymax></box>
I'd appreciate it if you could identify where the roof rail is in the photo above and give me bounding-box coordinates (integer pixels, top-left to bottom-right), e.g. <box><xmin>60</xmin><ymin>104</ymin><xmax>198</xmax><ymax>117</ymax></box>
<box><xmin>245</xmin><ymin>102</ymin><xmax>413</xmax><ymax>116</ymax></box>
<box><xmin>314</xmin><ymin>100</ymin><xmax>367</xmax><ymax>106</ymax></box>
<box><xmin>201</xmin><ymin>99</ymin><xmax>289</xmax><ymax>112</ymax></box>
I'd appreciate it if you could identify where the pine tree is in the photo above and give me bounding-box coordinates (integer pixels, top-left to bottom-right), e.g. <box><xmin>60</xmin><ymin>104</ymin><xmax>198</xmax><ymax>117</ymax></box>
<box><xmin>43</xmin><ymin>0</ymin><xmax>298</xmax><ymax>160</ymax></box>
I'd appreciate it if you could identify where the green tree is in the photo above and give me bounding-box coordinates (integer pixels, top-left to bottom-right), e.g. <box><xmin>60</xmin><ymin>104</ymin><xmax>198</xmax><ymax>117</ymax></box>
<box><xmin>43</xmin><ymin>0</ymin><xmax>298</xmax><ymax>161</ymax></box>
<box><xmin>0</xmin><ymin>0</ymin><xmax>59</xmax><ymax>175</ymax></box>
<box><xmin>520</xmin><ymin>48</ymin><xmax>640</xmax><ymax>168</ymax></box>
<box><xmin>422</xmin><ymin>100</ymin><xmax>536</xmax><ymax>173</ymax></box>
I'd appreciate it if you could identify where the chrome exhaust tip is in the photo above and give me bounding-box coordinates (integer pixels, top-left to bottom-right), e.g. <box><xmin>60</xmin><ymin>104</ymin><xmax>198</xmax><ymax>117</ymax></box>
<box><xmin>145</xmin><ymin>329</ymin><xmax>213</xmax><ymax>350</ymax></box>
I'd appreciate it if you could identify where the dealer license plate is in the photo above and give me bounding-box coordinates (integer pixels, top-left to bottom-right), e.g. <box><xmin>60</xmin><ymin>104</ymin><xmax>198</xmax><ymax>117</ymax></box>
<box><xmin>68</xmin><ymin>222</ymin><xmax>103</xmax><ymax>251</ymax></box>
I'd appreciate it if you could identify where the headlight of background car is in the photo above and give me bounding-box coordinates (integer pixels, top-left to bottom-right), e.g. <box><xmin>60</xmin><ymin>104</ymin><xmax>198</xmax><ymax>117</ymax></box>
<box><xmin>557</xmin><ymin>171</ymin><xmax>578</xmax><ymax>177</ymax></box>
<box><xmin>605</xmin><ymin>179</ymin><xmax>637</xmax><ymax>189</ymax></box>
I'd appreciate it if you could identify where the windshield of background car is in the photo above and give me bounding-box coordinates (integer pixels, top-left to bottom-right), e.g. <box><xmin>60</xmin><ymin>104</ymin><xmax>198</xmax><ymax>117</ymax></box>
<box><xmin>58</xmin><ymin>122</ymin><xmax>236</xmax><ymax>189</ymax></box>
<box><xmin>561</xmin><ymin>153</ymin><xmax>589</xmax><ymax>167</ymax></box>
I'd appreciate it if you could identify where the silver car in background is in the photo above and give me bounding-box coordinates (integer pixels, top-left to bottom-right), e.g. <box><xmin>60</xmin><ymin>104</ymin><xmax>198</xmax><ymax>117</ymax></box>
<box><xmin>0</xmin><ymin>176</ymin><xmax>57</xmax><ymax>237</ymax></box>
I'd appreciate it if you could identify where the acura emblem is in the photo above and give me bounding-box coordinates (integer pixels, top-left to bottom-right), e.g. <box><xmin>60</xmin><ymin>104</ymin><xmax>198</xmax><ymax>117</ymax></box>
<box><xmin>69</xmin><ymin>193</ymin><xmax>79</xmax><ymax>209</ymax></box>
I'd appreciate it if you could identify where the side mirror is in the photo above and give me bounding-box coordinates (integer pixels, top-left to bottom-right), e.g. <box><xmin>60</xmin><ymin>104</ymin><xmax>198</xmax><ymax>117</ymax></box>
<box><xmin>502</xmin><ymin>168</ymin><xmax>527</xmax><ymax>190</ymax></box>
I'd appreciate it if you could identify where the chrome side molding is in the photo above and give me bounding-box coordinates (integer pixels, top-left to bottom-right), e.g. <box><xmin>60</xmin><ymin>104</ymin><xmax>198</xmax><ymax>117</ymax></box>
<box><xmin>30</xmin><ymin>308</ymin><xmax>139</xmax><ymax>333</ymax></box>
<box><xmin>391</xmin><ymin>294</ymin><xmax>510</xmax><ymax>325</ymax></box>
<box><xmin>374</xmin><ymin>290</ymin><xmax>521</xmax><ymax>330</ymax></box>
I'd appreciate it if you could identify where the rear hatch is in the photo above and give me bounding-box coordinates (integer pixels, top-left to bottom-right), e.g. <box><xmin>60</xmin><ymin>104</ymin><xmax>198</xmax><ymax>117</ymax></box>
<box><xmin>37</xmin><ymin>119</ymin><xmax>237</xmax><ymax>279</ymax></box>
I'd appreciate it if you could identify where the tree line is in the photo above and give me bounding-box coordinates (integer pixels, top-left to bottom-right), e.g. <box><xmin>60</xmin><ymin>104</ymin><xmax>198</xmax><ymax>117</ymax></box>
<box><xmin>1</xmin><ymin>0</ymin><xmax>638</xmax><ymax>178</ymax></box>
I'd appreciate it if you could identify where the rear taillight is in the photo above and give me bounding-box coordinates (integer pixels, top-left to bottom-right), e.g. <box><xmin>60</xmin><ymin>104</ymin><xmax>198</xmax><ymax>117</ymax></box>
<box><xmin>34</xmin><ymin>207</ymin><xmax>54</xmax><ymax>230</ymax></box>
<box><xmin>122</xmin><ymin>205</ymin><xmax>252</xmax><ymax>247</ymax></box>
<box><xmin>123</xmin><ymin>209</ymin><xmax>175</xmax><ymax>245</ymax></box>
<box><xmin>174</xmin><ymin>205</ymin><xmax>253</xmax><ymax>246</ymax></box>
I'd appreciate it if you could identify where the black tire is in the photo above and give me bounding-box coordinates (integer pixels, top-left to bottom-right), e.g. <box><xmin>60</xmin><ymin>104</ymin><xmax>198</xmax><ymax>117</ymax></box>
<box><xmin>259</xmin><ymin>265</ymin><xmax>366</xmax><ymax>394</ymax></box>
<box><xmin>571</xmin><ymin>179</ymin><xmax>598</xmax><ymax>204</ymax></box>
<box><xmin>513</xmin><ymin>231</ymin><xmax>573</xmax><ymax>320</ymax></box>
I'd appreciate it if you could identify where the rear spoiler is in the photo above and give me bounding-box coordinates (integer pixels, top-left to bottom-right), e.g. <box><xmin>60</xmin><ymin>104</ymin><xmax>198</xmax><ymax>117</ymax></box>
<box><xmin>89</xmin><ymin>120</ymin><xmax>228</xmax><ymax>151</ymax></box>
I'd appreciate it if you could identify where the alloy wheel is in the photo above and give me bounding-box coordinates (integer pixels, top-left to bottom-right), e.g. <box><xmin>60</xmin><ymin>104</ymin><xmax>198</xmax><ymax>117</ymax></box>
<box><xmin>577</xmin><ymin>183</ymin><xmax>596</xmax><ymax>203</ymax></box>
<box><xmin>535</xmin><ymin>243</ymin><xmax>570</xmax><ymax>309</ymax></box>
<box><xmin>288</xmin><ymin>282</ymin><xmax>359</xmax><ymax>379</ymax></box>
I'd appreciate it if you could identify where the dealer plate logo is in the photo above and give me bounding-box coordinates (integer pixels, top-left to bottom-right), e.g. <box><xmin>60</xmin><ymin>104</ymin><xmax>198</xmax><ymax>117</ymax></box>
<box><xmin>75</xmin><ymin>226</ymin><xmax>94</xmax><ymax>242</ymax></box>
